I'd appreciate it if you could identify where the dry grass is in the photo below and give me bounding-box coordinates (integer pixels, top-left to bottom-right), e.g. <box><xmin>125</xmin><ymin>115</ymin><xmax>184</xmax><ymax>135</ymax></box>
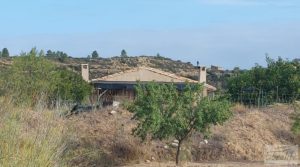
<box><xmin>60</xmin><ymin>103</ymin><xmax>298</xmax><ymax>166</ymax></box>
<box><xmin>0</xmin><ymin>97</ymin><xmax>67</xmax><ymax>167</ymax></box>
<box><xmin>0</xmin><ymin>98</ymin><xmax>297</xmax><ymax>167</ymax></box>
<box><xmin>123</xmin><ymin>161</ymin><xmax>268</xmax><ymax>167</ymax></box>
<box><xmin>192</xmin><ymin>104</ymin><xmax>295</xmax><ymax>162</ymax></box>
<box><xmin>62</xmin><ymin>108</ymin><xmax>157</xmax><ymax>167</ymax></box>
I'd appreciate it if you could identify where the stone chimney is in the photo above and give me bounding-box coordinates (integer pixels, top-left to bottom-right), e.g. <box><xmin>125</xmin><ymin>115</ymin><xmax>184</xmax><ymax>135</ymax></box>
<box><xmin>198</xmin><ymin>66</ymin><xmax>206</xmax><ymax>83</ymax></box>
<box><xmin>81</xmin><ymin>64</ymin><xmax>89</xmax><ymax>82</ymax></box>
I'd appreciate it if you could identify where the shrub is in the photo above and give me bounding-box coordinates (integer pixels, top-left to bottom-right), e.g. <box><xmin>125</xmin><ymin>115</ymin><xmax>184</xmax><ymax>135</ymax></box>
<box><xmin>0</xmin><ymin>48</ymin><xmax>92</xmax><ymax>107</ymax></box>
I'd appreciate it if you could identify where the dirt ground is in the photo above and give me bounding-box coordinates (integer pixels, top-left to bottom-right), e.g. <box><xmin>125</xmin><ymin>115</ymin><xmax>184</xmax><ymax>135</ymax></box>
<box><xmin>64</xmin><ymin>104</ymin><xmax>299</xmax><ymax>166</ymax></box>
<box><xmin>124</xmin><ymin>161</ymin><xmax>298</xmax><ymax>167</ymax></box>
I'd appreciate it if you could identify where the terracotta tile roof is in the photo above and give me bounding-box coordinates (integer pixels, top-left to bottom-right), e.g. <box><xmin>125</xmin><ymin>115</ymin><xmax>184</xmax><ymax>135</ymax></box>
<box><xmin>92</xmin><ymin>66</ymin><xmax>216</xmax><ymax>91</ymax></box>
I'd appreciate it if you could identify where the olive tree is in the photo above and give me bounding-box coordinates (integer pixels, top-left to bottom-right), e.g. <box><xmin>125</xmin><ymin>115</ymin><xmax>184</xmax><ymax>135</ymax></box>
<box><xmin>129</xmin><ymin>82</ymin><xmax>232</xmax><ymax>165</ymax></box>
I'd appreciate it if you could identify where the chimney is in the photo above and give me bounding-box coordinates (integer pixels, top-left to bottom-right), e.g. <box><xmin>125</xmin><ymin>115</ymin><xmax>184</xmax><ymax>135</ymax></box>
<box><xmin>198</xmin><ymin>66</ymin><xmax>206</xmax><ymax>83</ymax></box>
<box><xmin>81</xmin><ymin>64</ymin><xmax>89</xmax><ymax>82</ymax></box>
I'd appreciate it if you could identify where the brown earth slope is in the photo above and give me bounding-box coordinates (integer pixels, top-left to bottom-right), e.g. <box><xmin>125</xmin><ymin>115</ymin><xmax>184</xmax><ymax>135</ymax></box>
<box><xmin>63</xmin><ymin>104</ymin><xmax>296</xmax><ymax>167</ymax></box>
<box><xmin>193</xmin><ymin>104</ymin><xmax>295</xmax><ymax>162</ymax></box>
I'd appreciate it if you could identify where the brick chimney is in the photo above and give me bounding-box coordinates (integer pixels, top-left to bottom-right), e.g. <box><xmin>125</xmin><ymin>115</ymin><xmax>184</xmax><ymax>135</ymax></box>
<box><xmin>198</xmin><ymin>66</ymin><xmax>206</xmax><ymax>83</ymax></box>
<box><xmin>81</xmin><ymin>64</ymin><xmax>89</xmax><ymax>82</ymax></box>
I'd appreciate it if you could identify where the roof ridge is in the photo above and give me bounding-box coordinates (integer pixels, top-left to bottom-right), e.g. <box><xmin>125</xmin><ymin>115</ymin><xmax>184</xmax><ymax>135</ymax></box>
<box><xmin>91</xmin><ymin>66</ymin><xmax>217</xmax><ymax>91</ymax></box>
<box><xmin>92</xmin><ymin>67</ymin><xmax>139</xmax><ymax>81</ymax></box>
<box><xmin>92</xmin><ymin>66</ymin><xmax>197</xmax><ymax>83</ymax></box>
<box><xmin>139</xmin><ymin>66</ymin><xmax>196</xmax><ymax>82</ymax></box>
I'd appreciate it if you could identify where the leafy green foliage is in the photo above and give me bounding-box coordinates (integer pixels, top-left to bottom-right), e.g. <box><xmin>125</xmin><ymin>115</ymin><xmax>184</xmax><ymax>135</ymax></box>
<box><xmin>5</xmin><ymin>49</ymin><xmax>55</xmax><ymax>106</ymax></box>
<box><xmin>121</xmin><ymin>49</ymin><xmax>127</xmax><ymax>57</ymax></box>
<box><xmin>91</xmin><ymin>50</ymin><xmax>99</xmax><ymax>58</ymax></box>
<box><xmin>1</xmin><ymin>48</ymin><xmax>91</xmax><ymax>107</ymax></box>
<box><xmin>129</xmin><ymin>82</ymin><xmax>232</xmax><ymax>165</ymax></box>
<box><xmin>46</xmin><ymin>50</ymin><xmax>68</xmax><ymax>62</ymax></box>
<box><xmin>291</xmin><ymin>103</ymin><xmax>300</xmax><ymax>135</ymax></box>
<box><xmin>227</xmin><ymin>57</ymin><xmax>300</xmax><ymax>105</ymax></box>
<box><xmin>1</xmin><ymin>48</ymin><xmax>9</xmax><ymax>57</ymax></box>
<box><xmin>52</xmin><ymin>69</ymin><xmax>92</xmax><ymax>103</ymax></box>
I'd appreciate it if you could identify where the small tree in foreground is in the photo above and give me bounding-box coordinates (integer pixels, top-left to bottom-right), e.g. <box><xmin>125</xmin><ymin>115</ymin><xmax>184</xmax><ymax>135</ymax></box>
<box><xmin>129</xmin><ymin>82</ymin><xmax>232</xmax><ymax>165</ymax></box>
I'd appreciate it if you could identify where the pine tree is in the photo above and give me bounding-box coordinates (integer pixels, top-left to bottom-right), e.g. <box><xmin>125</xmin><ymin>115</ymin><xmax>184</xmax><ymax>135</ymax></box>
<box><xmin>91</xmin><ymin>50</ymin><xmax>99</xmax><ymax>58</ymax></box>
<box><xmin>1</xmin><ymin>48</ymin><xmax>9</xmax><ymax>57</ymax></box>
<box><xmin>121</xmin><ymin>49</ymin><xmax>127</xmax><ymax>57</ymax></box>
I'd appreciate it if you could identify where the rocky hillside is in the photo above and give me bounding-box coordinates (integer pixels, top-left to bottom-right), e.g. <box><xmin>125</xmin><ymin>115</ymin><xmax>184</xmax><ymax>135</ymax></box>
<box><xmin>0</xmin><ymin>56</ymin><xmax>235</xmax><ymax>90</ymax></box>
<box><xmin>50</xmin><ymin>56</ymin><xmax>236</xmax><ymax>90</ymax></box>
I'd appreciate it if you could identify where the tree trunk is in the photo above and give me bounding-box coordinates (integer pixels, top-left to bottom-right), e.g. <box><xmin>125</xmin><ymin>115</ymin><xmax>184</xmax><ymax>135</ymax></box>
<box><xmin>176</xmin><ymin>140</ymin><xmax>182</xmax><ymax>166</ymax></box>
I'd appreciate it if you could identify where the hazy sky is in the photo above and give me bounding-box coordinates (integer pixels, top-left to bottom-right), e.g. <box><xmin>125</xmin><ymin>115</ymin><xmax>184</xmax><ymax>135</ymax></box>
<box><xmin>1</xmin><ymin>0</ymin><xmax>300</xmax><ymax>69</ymax></box>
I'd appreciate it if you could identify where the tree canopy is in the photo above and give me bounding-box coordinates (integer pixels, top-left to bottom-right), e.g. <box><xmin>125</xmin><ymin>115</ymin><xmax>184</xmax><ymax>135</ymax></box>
<box><xmin>121</xmin><ymin>49</ymin><xmax>127</xmax><ymax>57</ymax></box>
<box><xmin>1</xmin><ymin>48</ymin><xmax>9</xmax><ymax>57</ymax></box>
<box><xmin>91</xmin><ymin>50</ymin><xmax>99</xmax><ymax>58</ymax></box>
<box><xmin>0</xmin><ymin>48</ymin><xmax>91</xmax><ymax>107</ymax></box>
<box><xmin>227</xmin><ymin>57</ymin><xmax>300</xmax><ymax>105</ymax></box>
<box><xmin>46</xmin><ymin>50</ymin><xmax>68</xmax><ymax>62</ymax></box>
<box><xmin>129</xmin><ymin>82</ymin><xmax>232</xmax><ymax>165</ymax></box>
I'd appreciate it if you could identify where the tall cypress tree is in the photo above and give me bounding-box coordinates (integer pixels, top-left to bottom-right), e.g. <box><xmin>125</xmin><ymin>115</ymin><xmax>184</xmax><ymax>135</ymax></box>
<box><xmin>121</xmin><ymin>49</ymin><xmax>127</xmax><ymax>57</ymax></box>
<box><xmin>91</xmin><ymin>50</ymin><xmax>99</xmax><ymax>58</ymax></box>
<box><xmin>1</xmin><ymin>48</ymin><xmax>9</xmax><ymax>57</ymax></box>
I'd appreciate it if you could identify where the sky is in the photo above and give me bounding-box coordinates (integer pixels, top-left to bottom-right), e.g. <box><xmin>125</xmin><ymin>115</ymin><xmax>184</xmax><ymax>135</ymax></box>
<box><xmin>0</xmin><ymin>0</ymin><xmax>300</xmax><ymax>69</ymax></box>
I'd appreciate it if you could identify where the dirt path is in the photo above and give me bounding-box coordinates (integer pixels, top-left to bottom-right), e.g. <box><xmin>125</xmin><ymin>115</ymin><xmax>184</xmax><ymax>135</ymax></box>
<box><xmin>124</xmin><ymin>161</ymin><xmax>298</xmax><ymax>167</ymax></box>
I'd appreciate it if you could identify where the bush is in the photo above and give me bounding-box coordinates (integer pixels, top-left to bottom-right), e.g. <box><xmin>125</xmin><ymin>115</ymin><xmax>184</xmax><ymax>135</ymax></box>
<box><xmin>0</xmin><ymin>48</ymin><xmax>92</xmax><ymax>107</ymax></box>
<box><xmin>291</xmin><ymin>102</ymin><xmax>300</xmax><ymax>135</ymax></box>
<box><xmin>52</xmin><ymin>68</ymin><xmax>92</xmax><ymax>104</ymax></box>
<box><xmin>227</xmin><ymin>57</ymin><xmax>300</xmax><ymax>105</ymax></box>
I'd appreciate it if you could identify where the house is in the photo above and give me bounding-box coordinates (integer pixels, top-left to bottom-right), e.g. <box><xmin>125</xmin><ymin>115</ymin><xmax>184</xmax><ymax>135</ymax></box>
<box><xmin>81</xmin><ymin>64</ymin><xmax>216</xmax><ymax>105</ymax></box>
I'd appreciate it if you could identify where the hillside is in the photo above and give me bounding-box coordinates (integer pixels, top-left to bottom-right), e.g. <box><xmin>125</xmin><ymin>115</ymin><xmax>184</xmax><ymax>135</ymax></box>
<box><xmin>63</xmin><ymin>104</ymin><xmax>296</xmax><ymax>166</ymax></box>
<box><xmin>0</xmin><ymin>56</ymin><xmax>234</xmax><ymax>90</ymax></box>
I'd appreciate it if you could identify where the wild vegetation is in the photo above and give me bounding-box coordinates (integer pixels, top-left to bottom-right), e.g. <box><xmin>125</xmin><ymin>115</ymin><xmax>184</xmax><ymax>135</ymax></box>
<box><xmin>0</xmin><ymin>97</ymin><xmax>66</xmax><ymax>167</ymax></box>
<box><xmin>129</xmin><ymin>82</ymin><xmax>232</xmax><ymax>165</ymax></box>
<box><xmin>0</xmin><ymin>48</ymin><xmax>91</xmax><ymax>107</ymax></box>
<box><xmin>0</xmin><ymin>48</ymin><xmax>300</xmax><ymax>166</ymax></box>
<box><xmin>227</xmin><ymin>57</ymin><xmax>300</xmax><ymax>106</ymax></box>
<box><xmin>0</xmin><ymin>48</ymin><xmax>10</xmax><ymax>58</ymax></box>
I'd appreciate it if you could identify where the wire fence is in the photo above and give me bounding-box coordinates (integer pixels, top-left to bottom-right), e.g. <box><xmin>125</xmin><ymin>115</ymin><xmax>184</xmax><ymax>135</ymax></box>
<box><xmin>226</xmin><ymin>91</ymin><xmax>300</xmax><ymax>108</ymax></box>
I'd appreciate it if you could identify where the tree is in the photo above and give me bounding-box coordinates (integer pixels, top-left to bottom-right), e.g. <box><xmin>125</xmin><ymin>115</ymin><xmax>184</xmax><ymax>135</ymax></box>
<box><xmin>121</xmin><ymin>49</ymin><xmax>127</xmax><ymax>57</ymax></box>
<box><xmin>1</xmin><ymin>48</ymin><xmax>9</xmax><ymax>57</ymax></box>
<box><xmin>227</xmin><ymin>57</ymin><xmax>300</xmax><ymax>105</ymax></box>
<box><xmin>57</xmin><ymin>51</ymin><xmax>68</xmax><ymax>62</ymax></box>
<box><xmin>129</xmin><ymin>82</ymin><xmax>232</xmax><ymax>165</ymax></box>
<box><xmin>6</xmin><ymin>48</ymin><xmax>56</xmax><ymax>106</ymax></box>
<box><xmin>91</xmin><ymin>50</ymin><xmax>99</xmax><ymax>58</ymax></box>
<box><xmin>45</xmin><ymin>50</ymin><xmax>68</xmax><ymax>62</ymax></box>
<box><xmin>2</xmin><ymin>48</ymin><xmax>91</xmax><ymax>107</ymax></box>
<box><xmin>52</xmin><ymin>69</ymin><xmax>92</xmax><ymax>103</ymax></box>
<box><xmin>46</xmin><ymin>50</ymin><xmax>55</xmax><ymax>57</ymax></box>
